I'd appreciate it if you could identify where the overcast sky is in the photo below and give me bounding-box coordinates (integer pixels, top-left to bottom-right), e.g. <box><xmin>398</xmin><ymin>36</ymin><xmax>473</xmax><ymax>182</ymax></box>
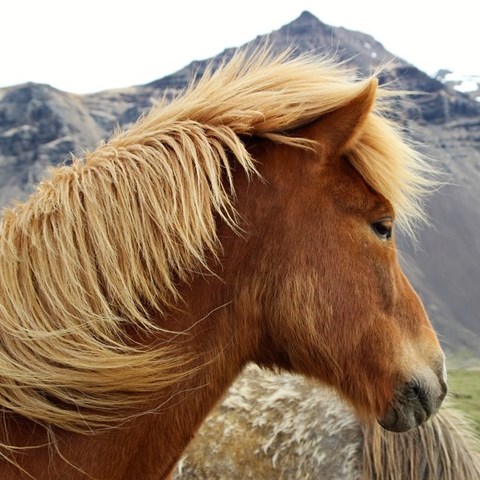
<box><xmin>1</xmin><ymin>0</ymin><xmax>477</xmax><ymax>94</ymax></box>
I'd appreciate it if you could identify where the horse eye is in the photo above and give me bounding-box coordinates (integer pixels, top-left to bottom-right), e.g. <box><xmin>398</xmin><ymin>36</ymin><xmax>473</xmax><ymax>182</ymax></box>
<box><xmin>371</xmin><ymin>220</ymin><xmax>393</xmax><ymax>240</ymax></box>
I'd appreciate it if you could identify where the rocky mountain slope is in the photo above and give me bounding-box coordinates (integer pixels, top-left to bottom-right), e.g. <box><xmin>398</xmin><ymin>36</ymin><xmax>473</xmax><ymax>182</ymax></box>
<box><xmin>0</xmin><ymin>11</ymin><xmax>479</xmax><ymax>359</ymax></box>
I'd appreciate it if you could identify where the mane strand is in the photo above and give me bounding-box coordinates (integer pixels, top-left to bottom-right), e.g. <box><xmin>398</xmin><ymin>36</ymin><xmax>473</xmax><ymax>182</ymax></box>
<box><xmin>0</xmin><ymin>47</ymin><xmax>434</xmax><ymax>433</ymax></box>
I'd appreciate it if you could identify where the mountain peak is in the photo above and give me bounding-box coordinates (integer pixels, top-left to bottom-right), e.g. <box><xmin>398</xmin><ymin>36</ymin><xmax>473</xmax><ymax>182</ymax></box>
<box><xmin>297</xmin><ymin>10</ymin><xmax>319</xmax><ymax>21</ymax></box>
<box><xmin>291</xmin><ymin>10</ymin><xmax>325</xmax><ymax>26</ymax></box>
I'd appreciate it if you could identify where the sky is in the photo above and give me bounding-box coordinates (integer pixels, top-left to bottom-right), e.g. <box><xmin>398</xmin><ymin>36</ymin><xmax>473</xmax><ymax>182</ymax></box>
<box><xmin>1</xmin><ymin>0</ymin><xmax>477</xmax><ymax>94</ymax></box>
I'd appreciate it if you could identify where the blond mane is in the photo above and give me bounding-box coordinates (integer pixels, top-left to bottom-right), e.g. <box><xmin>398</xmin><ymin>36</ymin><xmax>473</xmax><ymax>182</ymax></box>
<box><xmin>0</xmin><ymin>48</ymin><xmax>433</xmax><ymax>433</ymax></box>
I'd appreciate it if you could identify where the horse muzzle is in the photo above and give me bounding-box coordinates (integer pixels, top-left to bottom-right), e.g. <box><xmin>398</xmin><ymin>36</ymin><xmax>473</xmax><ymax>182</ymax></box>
<box><xmin>377</xmin><ymin>362</ymin><xmax>447</xmax><ymax>433</ymax></box>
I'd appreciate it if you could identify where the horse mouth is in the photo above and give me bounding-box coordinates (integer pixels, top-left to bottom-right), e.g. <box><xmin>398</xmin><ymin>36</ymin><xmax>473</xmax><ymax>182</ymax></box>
<box><xmin>377</xmin><ymin>377</ymin><xmax>447</xmax><ymax>433</ymax></box>
<box><xmin>377</xmin><ymin>402</ymin><xmax>428</xmax><ymax>432</ymax></box>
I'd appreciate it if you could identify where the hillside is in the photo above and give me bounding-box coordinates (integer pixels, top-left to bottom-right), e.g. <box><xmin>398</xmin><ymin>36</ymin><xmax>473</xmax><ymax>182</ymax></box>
<box><xmin>0</xmin><ymin>11</ymin><xmax>479</xmax><ymax>358</ymax></box>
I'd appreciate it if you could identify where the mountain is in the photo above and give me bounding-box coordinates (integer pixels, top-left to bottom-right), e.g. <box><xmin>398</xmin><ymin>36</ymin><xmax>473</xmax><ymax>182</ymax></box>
<box><xmin>0</xmin><ymin>83</ymin><xmax>102</xmax><ymax>205</ymax></box>
<box><xmin>1</xmin><ymin>11</ymin><xmax>479</xmax><ymax>360</ymax></box>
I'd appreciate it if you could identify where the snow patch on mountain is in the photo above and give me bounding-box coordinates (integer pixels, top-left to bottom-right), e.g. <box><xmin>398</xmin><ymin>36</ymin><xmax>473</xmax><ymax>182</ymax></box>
<box><xmin>436</xmin><ymin>70</ymin><xmax>480</xmax><ymax>101</ymax></box>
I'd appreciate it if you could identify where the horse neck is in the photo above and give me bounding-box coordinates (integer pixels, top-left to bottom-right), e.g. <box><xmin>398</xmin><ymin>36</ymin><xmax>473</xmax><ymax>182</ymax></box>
<box><xmin>161</xmin><ymin>274</ymin><xmax>254</xmax><ymax>419</ymax></box>
<box><xmin>0</xmin><ymin>275</ymin><xmax>253</xmax><ymax>480</ymax></box>
<box><xmin>112</xmin><ymin>273</ymin><xmax>256</xmax><ymax>478</ymax></box>
<box><xmin>119</xmin><ymin>272</ymin><xmax>256</xmax><ymax>478</ymax></box>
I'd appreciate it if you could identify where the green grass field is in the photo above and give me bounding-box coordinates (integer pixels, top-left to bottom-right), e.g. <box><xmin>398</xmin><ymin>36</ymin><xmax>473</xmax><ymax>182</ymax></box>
<box><xmin>447</xmin><ymin>369</ymin><xmax>480</xmax><ymax>436</ymax></box>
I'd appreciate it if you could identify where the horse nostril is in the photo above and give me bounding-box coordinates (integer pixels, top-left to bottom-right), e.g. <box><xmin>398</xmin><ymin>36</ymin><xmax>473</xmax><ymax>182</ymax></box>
<box><xmin>416</xmin><ymin>385</ymin><xmax>432</xmax><ymax>416</ymax></box>
<box><xmin>404</xmin><ymin>381</ymin><xmax>432</xmax><ymax>415</ymax></box>
<box><xmin>411</xmin><ymin>382</ymin><xmax>421</xmax><ymax>396</ymax></box>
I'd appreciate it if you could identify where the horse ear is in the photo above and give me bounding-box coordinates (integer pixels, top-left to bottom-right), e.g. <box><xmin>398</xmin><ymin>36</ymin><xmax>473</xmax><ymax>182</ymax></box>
<box><xmin>303</xmin><ymin>78</ymin><xmax>378</xmax><ymax>159</ymax></box>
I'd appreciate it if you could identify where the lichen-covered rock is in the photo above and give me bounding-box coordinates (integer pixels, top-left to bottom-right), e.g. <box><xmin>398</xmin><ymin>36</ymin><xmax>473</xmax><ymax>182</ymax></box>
<box><xmin>175</xmin><ymin>366</ymin><xmax>363</xmax><ymax>480</ymax></box>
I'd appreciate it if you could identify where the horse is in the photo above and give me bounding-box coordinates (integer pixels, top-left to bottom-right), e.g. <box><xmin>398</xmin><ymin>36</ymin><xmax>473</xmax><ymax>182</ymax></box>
<box><xmin>0</xmin><ymin>49</ymin><xmax>447</xmax><ymax>479</ymax></box>
<box><xmin>174</xmin><ymin>365</ymin><xmax>480</xmax><ymax>480</ymax></box>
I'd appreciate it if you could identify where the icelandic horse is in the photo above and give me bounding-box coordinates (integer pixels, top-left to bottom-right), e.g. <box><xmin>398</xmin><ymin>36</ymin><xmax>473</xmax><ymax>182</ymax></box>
<box><xmin>0</xmin><ymin>50</ymin><xmax>446</xmax><ymax>479</ymax></box>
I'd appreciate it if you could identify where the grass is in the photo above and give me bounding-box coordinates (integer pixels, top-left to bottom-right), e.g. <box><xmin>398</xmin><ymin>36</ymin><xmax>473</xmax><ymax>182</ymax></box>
<box><xmin>447</xmin><ymin>369</ymin><xmax>480</xmax><ymax>436</ymax></box>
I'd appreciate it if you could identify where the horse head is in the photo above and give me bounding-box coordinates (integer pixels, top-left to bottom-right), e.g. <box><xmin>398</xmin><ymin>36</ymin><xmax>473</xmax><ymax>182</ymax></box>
<box><xmin>226</xmin><ymin>78</ymin><xmax>446</xmax><ymax>432</ymax></box>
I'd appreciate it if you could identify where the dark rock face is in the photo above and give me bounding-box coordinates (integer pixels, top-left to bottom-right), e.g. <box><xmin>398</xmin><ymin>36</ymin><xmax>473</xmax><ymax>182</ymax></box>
<box><xmin>0</xmin><ymin>12</ymin><xmax>479</xmax><ymax>359</ymax></box>
<box><xmin>390</xmin><ymin>66</ymin><xmax>480</xmax><ymax>123</ymax></box>
<box><xmin>0</xmin><ymin>83</ymin><xmax>102</xmax><ymax>205</ymax></box>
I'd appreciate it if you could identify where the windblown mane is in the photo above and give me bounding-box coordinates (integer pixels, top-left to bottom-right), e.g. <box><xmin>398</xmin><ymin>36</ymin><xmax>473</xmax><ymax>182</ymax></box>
<box><xmin>0</xmin><ymin>48</ymin><xmax>433</xmax><ymax>432</ymax></box>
